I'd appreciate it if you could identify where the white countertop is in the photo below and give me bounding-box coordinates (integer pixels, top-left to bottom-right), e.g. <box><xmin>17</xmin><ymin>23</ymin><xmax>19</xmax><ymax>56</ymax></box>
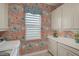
<box><xmin>0</xmin><ymin>40</ymin><xmax>20</xmax><ymax>51</ymax></box>
<box><xmin>48</xmin><ymin>36</ymin><xmax>79</xmax><ymax>50</ymax></box>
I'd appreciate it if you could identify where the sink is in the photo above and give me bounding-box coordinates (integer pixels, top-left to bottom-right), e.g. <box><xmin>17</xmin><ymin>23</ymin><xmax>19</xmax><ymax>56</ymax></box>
<box><xmin>0</xmin><ymin>51</ymin><xmax>10</xmax><ymax>56</ymax></box>
<box><xmin>0</xmin><ymin>40</ymin><xmax>6</xmax><ymax>46</ymax></box>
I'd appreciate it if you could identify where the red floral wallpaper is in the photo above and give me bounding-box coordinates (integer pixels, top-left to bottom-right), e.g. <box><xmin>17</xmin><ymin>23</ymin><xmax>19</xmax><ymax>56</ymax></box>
<box><xmin>2</xmin><ymin>3</ymin><xmax>53</xmax><ymax>55</ymax></box>
<box><xmin>3</xmin><ymin>4</ymin><xmax>25</xmax><ymax>41</ymax></box>
<box><xmin>1</xmin><ymin>3</ymin><xmax>74</xmax><ymax>55</ymax></box>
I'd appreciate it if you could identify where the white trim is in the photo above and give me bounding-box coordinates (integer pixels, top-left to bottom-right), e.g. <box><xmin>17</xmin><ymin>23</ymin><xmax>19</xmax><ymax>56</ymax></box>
<box><xmin>25</xmin><ymin>49</ymin><xmax>48</xmax><ymax>56</ymax></box>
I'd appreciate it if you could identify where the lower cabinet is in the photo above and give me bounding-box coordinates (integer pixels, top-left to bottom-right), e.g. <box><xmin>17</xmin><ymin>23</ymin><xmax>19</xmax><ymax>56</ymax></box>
<box><xmin>48</xmin><ymin>39</ymin><xmax>58</xmax><ymax>56</ymax></box>
<box><xmin>58</xmin><ymin>43</ymin><xmax>77</xmax><ymax>56</ymax></box>
<box><xmin>67</xmin><ymin>51</ymin><xmax>77</xmax><ymax>56</ymax></box>
<box><xmin>58</xmin><ymin>43</ymin><xmax>68</xmax><ymax>56</ymax></box>
<box><xmin>48</xmin><ymin>39</ymin><xmax>79</xmax><ymax>56</ymax></box>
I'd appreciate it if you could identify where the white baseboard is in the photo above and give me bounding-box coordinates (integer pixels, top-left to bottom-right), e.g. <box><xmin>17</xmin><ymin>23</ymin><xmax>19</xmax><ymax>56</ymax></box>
<box><xmin>25</xmin><ymin>49</ymin><xmax>48</xmax><ymax>56</ymax></box>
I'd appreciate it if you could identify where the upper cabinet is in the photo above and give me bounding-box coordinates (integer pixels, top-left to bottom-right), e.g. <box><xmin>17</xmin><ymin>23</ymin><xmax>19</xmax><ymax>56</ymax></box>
<box><xmin>73</xmin><ymin>4</ymin><xmax>79</xmax><ymax>29</ymax></box>
<box><xmin>51</xmin><ymin>4</ymin><xmax>79</xmax><ymax>31</ymax></box>
<box><xmin>51</xmin><ymin>6</ymin><xmax>62</xmax><ymax>31</ymax></box>
<box><xmin>0</xmin><ymin>4</ymin><xmax>8</xmax><ymax>31</ymax></box>
<box><xmin>61</xmin><ymin>4</ymin><xmax>74</xmax><ymax>30</ymax></box>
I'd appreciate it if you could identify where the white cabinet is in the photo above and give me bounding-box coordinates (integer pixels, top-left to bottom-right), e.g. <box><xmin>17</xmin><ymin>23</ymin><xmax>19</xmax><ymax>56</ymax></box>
<box><xmin>61</xmin><ymin>3</ymin><xmax>79</xmax><ymax>30</ymax></box>
<box><xmin>51</xmin><ymin>4</ymin><xmax>79</xmax><ymax>31</ymax></box>
<box><xmin>58</xmin><ymin>43</ymin><xmax>68</xmax><ymax>56</ymax></box>
<box><xmin>58</xmin><ymin>43</ymin><xmax>78</xmax><ymax>56</ymax></box>
<box><xmin>51</xmin><ymin>6</ymin><xmax>62</xmax><ymax>31</ymax></box>
<box><xmin>52</xmin><ymin>4</ymin><xmax>73</xmax><ymax>31</ymax></box>
<box><xmin>61</xmin><ymin>4</ymin><xmax>74</xmax><ymax>30</ymax></box>
<box><xmin>51</xmin><ymin>10</ymin><xmax>56</xmax><ymax>30</ymax></box>
<box><xmin>0</xmin><ymin>4</ymin><xmax>8</xmax><ymax>31</ymax></box>
<box><xmin>48</xmin><ymin>38</ymin><xmax>58</xmax><ymax>55</ymax></box>
<box><xmin>72</xmin><ymin>4</ymin><xmax>79</xmax><ymax>29</ymax></box>
<box><xmin>67</xmin><ymin>51</ymin><xmax>77</xmax><ymax>56</ymax></box>
<box><xmin>48</xmin><ymin>37</ymin><xmax>79</xmax><ymax>56</ymax></box>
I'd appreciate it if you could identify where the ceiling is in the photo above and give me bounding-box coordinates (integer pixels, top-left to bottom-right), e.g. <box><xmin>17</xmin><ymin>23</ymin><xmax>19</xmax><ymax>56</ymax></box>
<box><xmin>46</xmin><ymin>3</ymin><xmax>63</xmax><ymax>11</ymax></box>
<box><xmin>46</xmin><ymin>3</ymin><xmax>62</xmax><ymax>6</ymax></box>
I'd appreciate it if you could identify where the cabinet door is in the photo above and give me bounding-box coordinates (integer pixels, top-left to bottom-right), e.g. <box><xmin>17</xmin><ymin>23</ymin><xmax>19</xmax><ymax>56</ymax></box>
<box><xmin>61</xmin><ymin>4</ymin><xmax>74</xmax><ymax>30</ymax></box>
<box><xmin>0</xmin><ymin>4</ymin><xmax>8</xmax><ymax>31</ymax></box>
<box><xmin>58</xmin><ymin>43</ymin><xmax>68</xmax><ymax>56</ymax></box>
<box><xmin>67</xmin><ymin>51</ymin><xmax>77</xmax><ymax>56</ymax></box>
<box><xmin>51</xmin><ymin>9</ymin><xmax>58</xmax><ymax>30</ymax></box>
<box><xmin>51</xmin><ymin>6</ymin><xmax>62</xmax><ymax>31</ymax></box>
<box><xmin>73</xmin><ymin>4</ymin><xmax>79</xmax><ymax>29</ymax></box>
<box><xmin>58</xmin><ymin>43</ymin><xmax>78</xmax><ymax>56</ymax></box>
<box><xmin>55</xmin><ymin>6</ymin><xmax>62</xmax><ymax>31</ymax></box>
<box><xmin>48</xmin><ymin>39</ymin><xmax>58</xmax><ymax>56</ymax></box>
<box><xmin>58</xmin><ymin>45</ymin><xmax>77</xmax><ymax>56</ymax></box>
<box><xmin>51</xmin><ymin>10</ymin><xmax>56</xmax><ymax>30</ymax></box>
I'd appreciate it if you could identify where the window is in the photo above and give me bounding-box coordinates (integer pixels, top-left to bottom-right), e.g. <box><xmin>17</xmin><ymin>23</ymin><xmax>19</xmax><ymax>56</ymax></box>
<box><xmin>25</xmin><ymin>13</ymin><xmax>41</xmax><ymax>40</ymax></box>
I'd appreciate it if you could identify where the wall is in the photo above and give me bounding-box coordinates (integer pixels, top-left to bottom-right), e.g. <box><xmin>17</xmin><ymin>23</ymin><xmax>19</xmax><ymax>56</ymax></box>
<box><xmin>2</xmin><ymin>3</ymin><xmax>53</xmax><ymax>55</ymax></box>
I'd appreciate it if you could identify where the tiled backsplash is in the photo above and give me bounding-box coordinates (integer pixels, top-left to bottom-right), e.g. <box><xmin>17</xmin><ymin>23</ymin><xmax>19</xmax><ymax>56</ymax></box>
<box><xmin>60</xmin><ymin>31</ymin><xmax>75</xmax><ymax>38</ymax></box>
<box><xmin>0</xmin><ymin>31</ymin><xmax>6</xmax><ymax>37</ymax></box>
<box><xmin>51</xmin><ymin>31</ymin><xmax>75</xmax><ymax>38</ymax></box>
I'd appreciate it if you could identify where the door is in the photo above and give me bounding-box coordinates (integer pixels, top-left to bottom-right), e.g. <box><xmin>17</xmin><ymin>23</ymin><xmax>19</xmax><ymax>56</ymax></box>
<box><xmin>61</xmin><ymin>4</ymin><xmax>74</xmax><ymax>30</ymax></box>
<box><xmin>73</xmin><ymin>4</ymin><xmax>79</xmax><ymax>29</ymax></box>
<box><xmin>58</xmin><ymin>43</ymin><xmax>77</xmax><ymax>56</ymax></box>
<box><xmin>67</xmin><ymin>51</ymin><xmax>77</xmax><ymax>56</ymax></box>
<box><xmin>51</xmin><ymin>9</ymin><xmax>58</xmax><ymax>30</ymax></box>
<box><xmin>0</xmin><ymin>4</ymin><xmax>8</xmax><ymax>31</ymax></box>
<box><xmin>48</xmin><ymin>39</ymin><xmax>58</xmax><ymax>56</ymax></box>
<box><xmin>51</xmin><ymin>6</ymin><xmax>62</xmax><ymax>31</ymax></box>
<box><xmin>58</xmin><ymin>43</ymin><xmax>68</xmax><ymax>56</ymax></box>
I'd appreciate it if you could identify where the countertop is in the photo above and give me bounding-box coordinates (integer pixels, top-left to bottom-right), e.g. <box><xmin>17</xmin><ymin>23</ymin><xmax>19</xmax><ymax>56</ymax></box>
<box><xmin>48</xmin><ymin>36</ymin><xmax>79</xmax><ymax>51</ymax></box>
<box><xmin>0</xmin><ymin>40</ymin><xmax>20</xmax><ymax>51</ymax></box>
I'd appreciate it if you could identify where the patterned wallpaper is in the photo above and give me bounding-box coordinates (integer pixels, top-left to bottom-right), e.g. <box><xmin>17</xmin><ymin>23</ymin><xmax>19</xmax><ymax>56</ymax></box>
<box><xmin>1</xmin><ymin>3</ymin><xmax>75</xmax><ymax>55</ymax></box>
<box><xmin>2</xmin><ymin>3</ymin><xmax>53</xmax><ymax>55</ymax></box>
<box><xmin>3</xmin><ymin>4</ymin><xmax>25</xmax><ymax>41</ymax></box>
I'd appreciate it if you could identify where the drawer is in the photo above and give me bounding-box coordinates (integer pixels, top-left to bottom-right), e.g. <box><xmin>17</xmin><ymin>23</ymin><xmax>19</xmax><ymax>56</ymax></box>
<box><xmin>48</xmin><ymin>39</ymin><xmax>58</xmax><ymax>55</ymax></box>
<box><xmin>58</xmin><ymin>43</ymin><xmax>79</xmax><ymax>56</ymax></box>
<box><xmin>67</xmin><ymin>51</ymin><xmax>77</xmax><ymax>56</ymax></box>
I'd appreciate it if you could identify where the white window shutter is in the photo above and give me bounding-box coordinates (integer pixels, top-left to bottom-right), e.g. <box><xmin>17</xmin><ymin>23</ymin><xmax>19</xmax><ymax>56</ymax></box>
<box><xmin>25</xmin><ymin>13</ymin><xmax>41</xmax><ymax>40</ymax></box>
